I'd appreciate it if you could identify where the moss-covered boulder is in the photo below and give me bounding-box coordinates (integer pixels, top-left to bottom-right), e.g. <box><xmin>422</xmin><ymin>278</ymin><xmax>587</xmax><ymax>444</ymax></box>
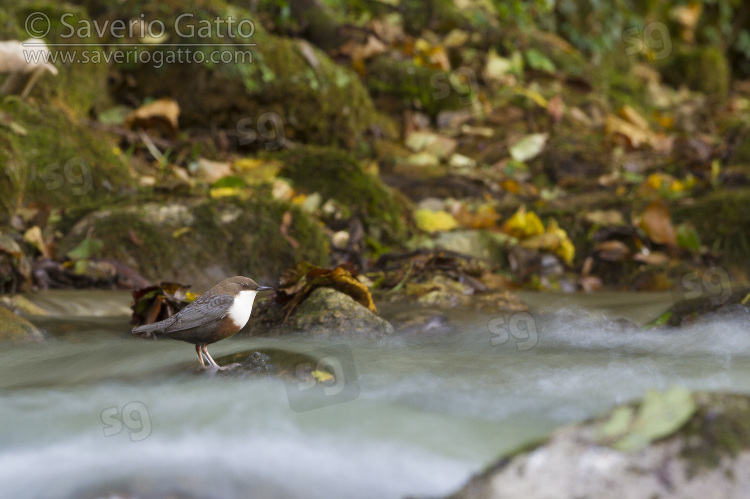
<box><xmin>448</xmin><ymin>391</ymin><xmax>750</xmax><ymax>499</ymax></box>
<box><xmin>59</xmin><ymin>196</ymin><xmax>329</xmax><ymax>289</ymax></box>
<box><xmin>0</xmin><ymin>306</ymin><xmax>45</xmax><ymax>342</ymax></box>
<box><xmin>658</xmin><ymin>46</ymin><xmax>730</xmax><ymax>102</ymax></box>
<box><xmin>274</xmin><ymin>145</ymin><xmax>410</xmax><ymax>246</ymax></box>
<box><xmin>0</xmin><ymin>99</ymin><xmax>131</xmax><ymax>213</ymax></box>
<box><xmin>0</xmin><ymin>1</ymin><xmax>110</xmax><ymax>114</ymax></box>
<box><xmin>247</xmin><ymin>286</ymin><xmax>393</xmax><ymax>338</ymax></box>
<box><xmin>673</xmin><ymin>189</ymin><xmax>750</xmax><ymax>267</ymax></box>
<box><xmin>83</xmin><ymin>0</ymin><xmax>393</xmax><ymax>148</ymax></box>
<box><xmin>366</xmin><ymin>57</ymin><xmax>471</xmax><ymax>119</ymax></box>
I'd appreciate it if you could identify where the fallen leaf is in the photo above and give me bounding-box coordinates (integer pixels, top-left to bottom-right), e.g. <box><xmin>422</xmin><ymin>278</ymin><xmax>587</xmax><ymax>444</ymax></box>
<box><xmin>502</xmin><ymin>206</ymin><xmax>544</xmax><ymax>239</ymax></box>
<box><xmin>639</xmin><ymin>200</ymin><xmax>677</xmax><ymax>245</ymax></box>
<box><xmin>23</xmin><ymin>226</ymin><xmax>50</xmax><ymax>258</ymax></box>
<box><xmin>126</xmin><ymin>98</ymin><xmax>180</xmax><ymax>135</ymax></box>
<box><xmin>595</xmin><ymin>240</ymin><xmax>630</xmax><ymax>262</ymax></box>
<box><xmin>415</xmin><ymin>209</ymin><xmax>459</xmax><ymax>233</ymax></box>
<box><xmin>509</xmin><ymin>133</ymin><xmax>548</xmax><ymax>162</ymax></box>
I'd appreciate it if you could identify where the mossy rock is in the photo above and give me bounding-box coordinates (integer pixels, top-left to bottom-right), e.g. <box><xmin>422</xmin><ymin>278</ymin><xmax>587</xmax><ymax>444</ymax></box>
<box><xmin>673</xmin><ymin>189</ymin><xmax>750</xmax><ymax>267</ymax></box>
<box><xmin>658</xmin><ymin>45</ymin><xmax>730</xmax><ymax>102</ymax></box>
<box><xmin>247</xmin><ymin>286</ymin><xmax>393</xmax><ymax>338</ymax></box>
<box><xmin>59</xmin><ymin>196</ymin><xmax>329</xmax><ymax>289</ymax></box>
<box><xmin>366</xmin><ymin>57</ymin><xmax>470</xmax><ymax>119</ymax></box>
<box><xmin>0</xmin><ymin>1</ymin><xmax>110</xmax><ymax>115</ymax></box>
<box><xmin>448</xmin><ymin>391</ymin><xmax>750</xmax><ymax>499</ymax></box>
<box><xmin>85</xmin><ymin>0</ymin><xmax>393</xmax><ymax>148</ymax></box>
<box><xmin>0</xmin><ymin>306</ymin><xmax>45</xmax><ymax>342</ymax></box>
<box><xmin>0</xmin><ymin>98</ymin><xmax>131</xmax><ymax>214</ymax></box>
<box><xmin>273</xmin><ymin>145</ymin><xmax>410</xmax><ymax>246</ymax></box>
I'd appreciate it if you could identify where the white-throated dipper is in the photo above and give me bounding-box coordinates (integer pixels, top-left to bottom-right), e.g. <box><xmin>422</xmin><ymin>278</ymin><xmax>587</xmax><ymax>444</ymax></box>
<box><xmin>132</xmin><ymin>276</ymin><xmax>273</xmax><ymax>369</ymax></box>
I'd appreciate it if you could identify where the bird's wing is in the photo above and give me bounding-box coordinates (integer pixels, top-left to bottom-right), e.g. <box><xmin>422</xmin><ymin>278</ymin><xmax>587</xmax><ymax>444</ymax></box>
<box><xmin>163</xmin><ymin>294</ymin><xmax>234</xmax><ymax>333</ymax></box>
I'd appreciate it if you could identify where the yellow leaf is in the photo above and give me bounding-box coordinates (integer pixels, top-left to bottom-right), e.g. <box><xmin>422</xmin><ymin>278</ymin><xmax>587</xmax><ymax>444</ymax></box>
<box><xmin>415</xmin><ymin>209</ymin><xmax>458</xmax><ymax>233</ymax></box>
<box><xmin>209</xmin><ymin>187</ymin><xmax>245</xmax><ymax>199</ymax></box>
<box><xmin>502</xmin><ymin>206</ymin><xmax>544</xmax><ymax>239</ymax></box>
<box><xmin>311</xmin><ymin>370</ymin><xmax>334</xmax><ymax>383</ymax></box>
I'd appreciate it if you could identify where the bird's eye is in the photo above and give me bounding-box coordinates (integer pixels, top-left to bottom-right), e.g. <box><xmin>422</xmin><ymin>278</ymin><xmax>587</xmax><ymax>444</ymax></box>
<box><xmin>241</xmin><ymin>282</ymin><xmax>248</xmax><ymax>288</ymax></box>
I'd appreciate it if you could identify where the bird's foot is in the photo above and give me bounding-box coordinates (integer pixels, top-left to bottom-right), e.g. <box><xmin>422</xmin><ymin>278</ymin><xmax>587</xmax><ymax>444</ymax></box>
<box><xmin>216</xmin><ymin>362</ymin><xmax>241</xmax><ymax>371</ymax></box>
<box><xmin>199</xmin><ymin>362</ymin><xmax>241</xmax><ymax>373</ymax></box>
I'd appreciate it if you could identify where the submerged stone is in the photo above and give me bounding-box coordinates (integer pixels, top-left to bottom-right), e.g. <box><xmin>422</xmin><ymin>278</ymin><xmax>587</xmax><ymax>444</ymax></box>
<box><xmin>0</xmin><ymin>307</ymin><xmax>45</xmax><ymax>342</ymax></box>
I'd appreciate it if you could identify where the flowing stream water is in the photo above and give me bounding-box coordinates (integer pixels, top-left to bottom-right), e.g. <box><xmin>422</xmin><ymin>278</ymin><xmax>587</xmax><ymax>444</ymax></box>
<box><xmin>1</xmin><ymin>290</ymin><xmax>749</xmax><ymax>498</ymax></box>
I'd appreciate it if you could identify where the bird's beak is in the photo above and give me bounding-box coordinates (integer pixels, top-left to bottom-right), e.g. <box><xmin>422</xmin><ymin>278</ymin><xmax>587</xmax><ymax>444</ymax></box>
<box><xmin>258</xmin><ymin>286</ymin><xmax>274</xmax><ymax>291</ymax></box>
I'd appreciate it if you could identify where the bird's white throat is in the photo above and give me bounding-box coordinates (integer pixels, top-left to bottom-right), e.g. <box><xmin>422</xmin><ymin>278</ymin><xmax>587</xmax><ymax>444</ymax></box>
<box><xmin>227</xmin><ymin>290</ymin><xmax>258</xmax><ymax>329</ymax></box>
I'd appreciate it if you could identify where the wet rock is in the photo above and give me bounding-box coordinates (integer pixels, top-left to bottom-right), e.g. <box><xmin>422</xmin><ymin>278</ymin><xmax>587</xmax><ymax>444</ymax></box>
<box><xmin>448</xmin><ymin>391</ymin><xmax>750</xmax><ymax>499</ymax></box>
<box><xmin>0</xmin><ymin>307</ymin><xmax>45</xmax><ymax>342</ymax></box>
<box><xmin>388</xmin><ymin>307</ymin><xmax>452</xmax><ymax>336</ymax></box>
<box><xmin>248</xmin><ymin>287</ymin><xmax>393</xmax><ymax>338</ymax></box>
<box><xmin>0</xmin><ymin>295</ymin><xmax>49</xmax><ymax>316</ymax></box>
<box><xmin>432</xmin><ymin>230</ymin><xmax>508</xmax><ymax>262</ymax></box>
<box><xmin>284</xmin><ymin>287</ymin><xmax>393</xmax><ymax>337</ymax></box>
<box><xmin>214</xmin><ymin>348</ymin><xmax>321</xmax><ymax>378</ymax></box>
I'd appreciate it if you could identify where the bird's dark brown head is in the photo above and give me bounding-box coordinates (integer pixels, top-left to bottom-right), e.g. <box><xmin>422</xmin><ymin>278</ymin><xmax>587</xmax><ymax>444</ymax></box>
<box><xmin>209</xmin><ymin>276</ymin><xmax>274</xmax><ymax>296</ymax></box>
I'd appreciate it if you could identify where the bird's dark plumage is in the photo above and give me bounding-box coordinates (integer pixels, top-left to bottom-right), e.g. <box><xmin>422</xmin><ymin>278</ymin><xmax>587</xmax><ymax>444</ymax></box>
<box><xmin>132</xmin><ymin>276</ymin><xmax>273</xmax><ymax>369</ymax></box>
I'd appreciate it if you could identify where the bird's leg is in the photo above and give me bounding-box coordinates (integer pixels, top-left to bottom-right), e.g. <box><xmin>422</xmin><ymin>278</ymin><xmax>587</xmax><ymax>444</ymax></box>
<box><xmin>201</xmin><ymin>345</ymin><xmax>220</xmax><ymax>367</ymax></box>
<box><xmin>195</xmin><ymin>344</ymin><xmax>207</xmax><ymax>369</ymax></box>
<box><xmin>202</xmin><ymin>345</ymin><xmax>240</xmax><ymax>371</ymax></box>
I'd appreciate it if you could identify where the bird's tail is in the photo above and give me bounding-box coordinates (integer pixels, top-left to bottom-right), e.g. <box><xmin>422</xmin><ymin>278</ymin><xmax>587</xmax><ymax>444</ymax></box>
<box><xmin>132</xmin><ymin>322</ymin><xmax>164</xmax><ymax>339</ymax></box>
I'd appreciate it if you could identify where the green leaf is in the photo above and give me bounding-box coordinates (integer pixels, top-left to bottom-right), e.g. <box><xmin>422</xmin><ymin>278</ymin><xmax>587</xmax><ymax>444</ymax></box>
<box><xmin>211</xmin><ymin>175</ymin><xmax>247</xmax><ymax>189</ymax></box>
<box><xmin>525</xmin><ymin>48</ymin><xmax>556</xmax><ymax>73</ymax></box>
<box><xmin>676</xmin><ymin>223</ymin><xmax>701</xmax><ymax>252</ymax></box>
<box><xmin>510</xmin><ymin>133</ymin><xmax>548</xmax><ymax>162</ymax></box>
<box><xmin>614</xmin><ymin>386</ymin><xmax>696</xmax><ymax>452</ymax></box>
<box><xmin>67</xmin><ymin>237</ymin><xmax>103</xmax><ymax>260</ymax></box>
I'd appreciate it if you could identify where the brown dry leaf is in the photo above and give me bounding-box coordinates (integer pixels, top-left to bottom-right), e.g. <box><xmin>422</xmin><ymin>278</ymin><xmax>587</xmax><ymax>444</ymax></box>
<box><xmin>278</xmin><ymin>263</ymin><xmax>377</xmax><ymax>321</ymax></box>
<box><xmin>639</xmin><ymin>200</ymin><xmax>677</xmax><ymax>245</ymax></box>
<box><xmin>633</xmin><ymin>251</ymin><xmax>671</xmax><ymax>265</ymax></box>
<box><xmin>619</xmin><ymin>105</ymin><xmax>651</xmax><ymax>131</ymax></box>
<box><xmin>605</xmin><ymin>114</ymin><xmax>652</xmax><ymax>148</ymax></box>
<box><xmin>324</xmin><ymin>266</ymin><xmax>377</xmax><ymax>313</ymax></box>
<box><xmin>356</xmin><ymin>35</ymin><xmax>388</xmax><ymax>60</ymax></box>
<box><xmin>23</xmin><ymin>226</ymin><xmax>50</xmax><ymax>258</ymax></box>
<box><xmin>594</xmin><ymin>240</ymin><xmax>630</xmax><ymax>262</ymax></box>
<box><xmin>454</xmin><ymin>203</ymin><xmax>499</xmax><ymax>229</ymax></box>
<box><xmin>126</xmin><ymin>98</ymin><xmax>180</xmax><ymax>134</ymax></box>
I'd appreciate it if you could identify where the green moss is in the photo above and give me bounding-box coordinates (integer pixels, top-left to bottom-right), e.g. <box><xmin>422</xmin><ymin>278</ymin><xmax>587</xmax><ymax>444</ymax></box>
<box><xmin>1</xmin><ymin>1</ymin><xmax>110</xmax><ymax>115</ymax></box>
<box><xmin>0</xmin><ymin>99</ymin><xmax>131</xmax><ymax>214</ymax></box>
<box><xmin>225</xmin><ymin>197</ymin><xmax>329</xmax><ymax>282</ymax></box>
<box><xmin>673</xmin><ymin>189</ymin><xmax>750</xmax><ymax>266</ymax></box>
<box><xmin>273</xmin><ymin>145</ymin><xmax>409</xmax><ymax>245</ymax></box>
<box><xmin>93</xmin><ymin>0</ymin><xmax>394</xmax><ymax>148</ymax></box>
<box><xmin>680</xmin><ymin>393</ymin><xmax>750</xmax><ymax>476</ymax></box>
<box><xmin>658</xmin><ymin>46</ymin><xmax>730</xmax><ymax>102</ymax></box>
<box><xmin>59</xmin><ymin>195</ymin><xmax>329</xmax><ymax>284</ymax></box>
<box><xmin>85</xmin><ymin>211</ymin><xmax>174</xmax><ymax>278</ymax></box>
<box><xmin>366</xmin><ymin>57</ymin><xmax>469</xmax><ymax>119</ymax></box>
